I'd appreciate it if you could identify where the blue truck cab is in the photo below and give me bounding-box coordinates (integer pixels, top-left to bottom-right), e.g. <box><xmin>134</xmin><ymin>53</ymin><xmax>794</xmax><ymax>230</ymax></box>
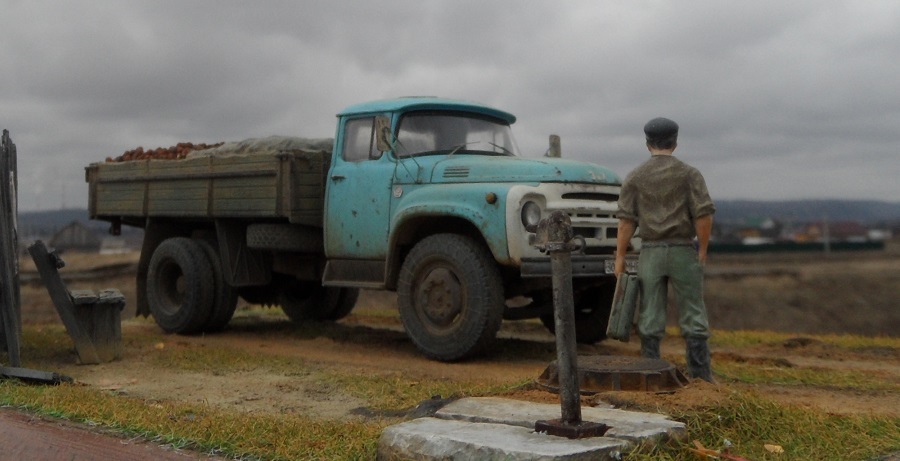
<box><xmin>322</xmin><ymin>97</ymin><xmax>636</xmax><ymax>360</ymax></box>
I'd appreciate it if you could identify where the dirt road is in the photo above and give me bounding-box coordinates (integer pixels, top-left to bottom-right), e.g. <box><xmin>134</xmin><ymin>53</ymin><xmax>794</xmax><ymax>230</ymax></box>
<box><xmin>0</xmin><ymin>408</ymin><xmax>225</xmax><ymax>460</ymax></box>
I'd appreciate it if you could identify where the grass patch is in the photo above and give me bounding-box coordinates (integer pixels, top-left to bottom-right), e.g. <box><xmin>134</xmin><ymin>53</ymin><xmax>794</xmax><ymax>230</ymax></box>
<box><xmin>17</xmin><ymin>325</ymin><xmax>76</xmax><ymax>362</ymax></box>
<box><xmin>627</xmin><ymin>389</ymin><xmax>900</xmax><ymax>461</ymax></box>
<box><xmin>149</xmin><ymin>342</ymin><xmax>299</xmax><ymax>374</ymax></box>
<box><xmin>711</xmin><ymin>329</ymin><xmax>900</xmax><ymax>350</ymax></box>
<box><xmin>0</xmin><ymin>380</ymin><xmax>386</xmax><ymax>460</ymax></box>
<box><xmin>715</xmin><ymin>361</ymin><xmax>900</xmax><ymax>392</ymax></box>
<box><xmin>327</xmin><ymin>372</ymin><xmax>532</xmax><ymax>412</ymax></box>
<box><xmin>349</xmin><ymin>305</ymin><xmax>402</xmax><ymax>319</ymax></box>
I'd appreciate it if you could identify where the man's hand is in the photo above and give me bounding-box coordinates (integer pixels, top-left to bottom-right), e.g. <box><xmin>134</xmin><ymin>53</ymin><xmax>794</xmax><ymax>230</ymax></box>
<box><xmin>615</xmin><ymin>218</ymin><xmax>636</xmax><ymax>277</ymax></box>
<box><xmin>694</xmin><ymin>214</ymin><xmax>713</xmax><ymax>268</ymax></box>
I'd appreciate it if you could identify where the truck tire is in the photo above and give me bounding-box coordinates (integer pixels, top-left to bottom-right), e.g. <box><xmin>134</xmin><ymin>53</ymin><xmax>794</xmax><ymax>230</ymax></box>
<box><xmin>540</xmin><ymin>285</ymin><xmax>614</xmax><ymax>344</ymax></box>
<box><xmin>397</xmin><ymin>234</ymin><xmax>504</xmax><ymax>361</ymax></box>
<box><xmin>147</xmin><ymin>237</ymin><xmax>214</xmax><ymax>334</ymax></box>
<box><xmin>196</xmin><ymin>239</ymin><xmax>239</xmax><ymax>332</ymax></box>
<box><xmin>246</xmin><ymin>223</ymin><xmax>323</xmax><ymax>252</ymax></box>
<box><xmin>277</xmin><ymin>276</ymin><xmax>359</xmax><ymax>322</ymax></box>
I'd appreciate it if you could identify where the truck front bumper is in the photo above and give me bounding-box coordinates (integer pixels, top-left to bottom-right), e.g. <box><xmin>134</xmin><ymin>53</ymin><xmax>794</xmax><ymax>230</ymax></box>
<box><xmin>520</xmin><ymin>255</ymin><xmax>639</xmax><ymax>278</ymax></box>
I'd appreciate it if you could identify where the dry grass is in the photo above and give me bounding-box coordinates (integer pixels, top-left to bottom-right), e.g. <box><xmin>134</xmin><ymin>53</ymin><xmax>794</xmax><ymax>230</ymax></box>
<box><xmin>0</xmin><ymin>380</ymin><xmax>385</xmax><ymax>460</ymax></box>
<box><xmin>4</xmin><ymin>322</ymin><xmax>531</xmax><ymax>460</ymax></box>
<box><xmin>4</xmin><ymin>322</ymin><xmax>899</xmax><ymax>460</ymax></box>
<box><xmin>627</xmin><ymin>390</ymin><xmax>899</xmax><ymax>461</ymax></box>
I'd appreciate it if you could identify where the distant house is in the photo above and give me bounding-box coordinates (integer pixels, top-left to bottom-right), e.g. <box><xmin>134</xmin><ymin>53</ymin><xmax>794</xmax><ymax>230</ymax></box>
<box><xmin>798</xmin><ymin>220</ymin><xmax>869</xmax><ymax>243</ymax></box>
<box><xmin>49</xmin><ymin>221</ymin><xmax>102</xmax><ymax>253</ymax></box>
<box><xmin>735</xmin><ymin>216</ymin><xmax>782</xmax><ymax>244</ymax></box>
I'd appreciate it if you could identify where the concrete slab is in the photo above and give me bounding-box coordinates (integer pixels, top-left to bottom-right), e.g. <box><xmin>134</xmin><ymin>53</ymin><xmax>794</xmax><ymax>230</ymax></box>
<box><xmin>377</xmin><ymin>397</ymin><xmax>687</xmax><ymax>460</ymax></box>
<box><xmin>377</xmin><ymin>417</ymin><xmax>629</xmax><ymax>461</ymax></box>
<box><xmin>436</xmin><ymin>397</ymin><xmax>687</xmax><ymax>442</ymax></box>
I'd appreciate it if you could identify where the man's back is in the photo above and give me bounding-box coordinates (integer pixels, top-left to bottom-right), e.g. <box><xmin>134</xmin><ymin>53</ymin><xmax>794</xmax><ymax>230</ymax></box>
<box><xmin>618</xmin><ymin>155</ymin><xmax>714</xmax><ymax>243</ymax></box>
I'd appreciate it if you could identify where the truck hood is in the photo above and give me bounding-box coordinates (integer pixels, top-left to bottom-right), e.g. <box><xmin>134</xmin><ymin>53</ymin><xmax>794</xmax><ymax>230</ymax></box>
<box><xmin>425</xmin><ymin>156</ymin><xmax>621</xmax><ymax>185</ymax></box>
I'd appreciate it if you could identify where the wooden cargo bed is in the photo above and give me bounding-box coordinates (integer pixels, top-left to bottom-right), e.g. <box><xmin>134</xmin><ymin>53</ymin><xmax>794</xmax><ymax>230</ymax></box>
<box><xmin>86</xmin><ymin>151</ymin><xmax>329</xmax><ymax>227</ymax></box>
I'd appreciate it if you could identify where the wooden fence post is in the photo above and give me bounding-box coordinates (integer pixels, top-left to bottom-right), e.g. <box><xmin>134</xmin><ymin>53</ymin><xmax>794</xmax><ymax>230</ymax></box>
<box><xmin>0</xmin><ymin>129</ymin><xmax>21</xmax><ymax>367</ymax></box>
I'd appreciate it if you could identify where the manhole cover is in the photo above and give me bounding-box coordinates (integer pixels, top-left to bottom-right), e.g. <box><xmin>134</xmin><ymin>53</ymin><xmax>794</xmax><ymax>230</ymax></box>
<box><xmin>536</xmin><ymin>355</ymin><xmax>688</xmax><ymax>394</ymax></box>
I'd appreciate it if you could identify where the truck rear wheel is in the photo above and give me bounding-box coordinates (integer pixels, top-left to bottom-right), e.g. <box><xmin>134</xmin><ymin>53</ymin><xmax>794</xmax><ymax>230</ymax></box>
<box><xmin>147</xmin><ymin>237</ymin><xmax>214</xmax><ymax>334</ymax></box>
<box><xmin>397</xmin><ymin>234</ymin><xmax>504</xmax><ymax>361</ymax></box>
<box><xmin>196</xmin><ymin>239</ymin><xmax>239</xmax><ymax>332</ymax></box>
<box><xmin>539</xmin><ymin>285</ymin><xmax>614</xmax><ymax>344</ymax></box>
<box><xmin>277</xmin><ymin>276</ymin><xmax>359</xmax><ymax>322</ymax></box>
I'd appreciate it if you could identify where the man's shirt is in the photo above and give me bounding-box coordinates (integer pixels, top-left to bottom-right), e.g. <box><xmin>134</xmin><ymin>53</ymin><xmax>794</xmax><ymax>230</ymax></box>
<box><xmin>617</xmin><ymin>155</ymin><xmax>715</xmax><ymax>243</ymax></box>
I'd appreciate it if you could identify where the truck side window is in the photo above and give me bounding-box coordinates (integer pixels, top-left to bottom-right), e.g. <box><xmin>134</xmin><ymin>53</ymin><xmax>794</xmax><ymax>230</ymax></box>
<box><xmin>342</xmin><ymin>117</ymin><xmax>378</xmax><ymax>162</ymax></box>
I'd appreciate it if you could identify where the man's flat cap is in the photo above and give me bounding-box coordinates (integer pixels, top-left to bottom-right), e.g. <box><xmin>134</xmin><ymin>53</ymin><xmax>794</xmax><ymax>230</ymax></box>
<box><xmin>644</xmin><ymin>117</ymin><xmax>679</xmax><ymax>138</ymax></box>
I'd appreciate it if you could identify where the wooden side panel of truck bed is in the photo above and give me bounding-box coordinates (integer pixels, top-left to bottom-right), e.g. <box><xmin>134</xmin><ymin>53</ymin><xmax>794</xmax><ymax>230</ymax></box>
<box><xmin>86</xmin><ymin>151</ymin><xmax>328</xmax><ymax>227</ymax></box>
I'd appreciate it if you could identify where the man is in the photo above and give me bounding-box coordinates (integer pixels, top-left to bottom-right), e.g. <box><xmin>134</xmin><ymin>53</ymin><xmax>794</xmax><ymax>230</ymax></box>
<box><xmin>614</xmin><ymin>117</ymin><xmax>716</xmax><ymax>382</ymax></box>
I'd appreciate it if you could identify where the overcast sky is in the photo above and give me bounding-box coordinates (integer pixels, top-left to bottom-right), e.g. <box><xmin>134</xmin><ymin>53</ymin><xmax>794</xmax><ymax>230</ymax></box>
<box><xmin>2</xmin><ymin>1</ymin><xmax>898</xmax><ymax>211</ymax></box>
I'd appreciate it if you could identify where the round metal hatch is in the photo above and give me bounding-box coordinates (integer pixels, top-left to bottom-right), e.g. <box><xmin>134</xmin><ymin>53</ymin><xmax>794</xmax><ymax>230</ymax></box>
<box><xmin>536</xmin><ymin>355</ymin><xmax>688</xmax><ymax>394</ymax></box>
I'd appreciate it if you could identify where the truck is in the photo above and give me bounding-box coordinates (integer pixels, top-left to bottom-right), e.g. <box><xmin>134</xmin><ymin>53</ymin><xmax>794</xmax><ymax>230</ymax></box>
<box><xmin>86</xmin><ymin>97</ymin><xmax>639</xmax><ymax>361</ymax></box>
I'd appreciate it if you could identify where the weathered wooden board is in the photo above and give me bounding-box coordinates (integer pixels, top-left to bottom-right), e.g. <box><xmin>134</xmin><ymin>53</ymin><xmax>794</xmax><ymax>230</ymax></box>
<box><xmin>0</xmin><ymin>129</ymin><xmax>21</xmax><ymax>366</ymax></box>
<box><xmin>74</xmin><ymin>289</ymin><xmax>125</xmax><ymax>363</ymax></box>
<box><xmin>0</xmin><ymin>366</ymin><xmax>73</xmax><ymax>384</ymax></box>
<box><xmin>27</xmin><ymin>241</ymin><xmax>101</xmax><ymax>364</ymax></box>
<box><xmin>86</xmin><ymin>151</ymin><xmax>328</xmax><ymax>226</ymax></box>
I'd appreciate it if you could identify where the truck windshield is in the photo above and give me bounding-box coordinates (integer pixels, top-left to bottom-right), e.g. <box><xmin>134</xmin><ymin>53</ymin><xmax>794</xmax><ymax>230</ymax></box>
<box><xmin>395</xmin><ymin>112</ymin><xmax>520</xmax><ymax>158</ymax></box>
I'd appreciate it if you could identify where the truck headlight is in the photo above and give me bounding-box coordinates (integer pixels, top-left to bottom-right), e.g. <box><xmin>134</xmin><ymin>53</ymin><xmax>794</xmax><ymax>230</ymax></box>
<box><xmin>521</xmin><ymin>201</ymin><xmax>541</xmax><ymax>232</ymax></box>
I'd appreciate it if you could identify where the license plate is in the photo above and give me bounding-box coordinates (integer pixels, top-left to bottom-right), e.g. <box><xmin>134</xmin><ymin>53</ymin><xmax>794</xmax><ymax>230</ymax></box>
<box><xmin>604</xmin><ymin>258</ymin><xmax>639</xmax><ymax>274</ymax></box>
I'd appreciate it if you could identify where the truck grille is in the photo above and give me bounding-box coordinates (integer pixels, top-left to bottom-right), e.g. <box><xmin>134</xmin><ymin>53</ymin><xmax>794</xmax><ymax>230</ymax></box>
<box><xmin>442</xmin><ymin>167</ymin><xmax>470</xmax><ymax>178</ymax></box>
<box><xmin>561</xmin><ymin>192</ymin><xmax>618</xmax><ymax>202</ymax></box>
<box><xmin>507</xmin><ymin>182</ymin><xmax>629</xmax><ymax>266</ymax></box>
<box><xmin>549</xmin><ymin>197</ymin><xmax>619</xmax><ymax>252</ymax></box>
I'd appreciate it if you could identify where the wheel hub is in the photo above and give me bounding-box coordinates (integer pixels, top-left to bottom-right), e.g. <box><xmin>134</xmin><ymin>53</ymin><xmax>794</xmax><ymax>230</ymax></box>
<box><xmin>416</xmin><ymin>268</ymin><xmax>462</xmax><ymax>326</ymax></box>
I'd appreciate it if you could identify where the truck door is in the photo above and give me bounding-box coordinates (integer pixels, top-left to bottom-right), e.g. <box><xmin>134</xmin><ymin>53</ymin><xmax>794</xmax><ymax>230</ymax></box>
<box><xmin>324</xmin><ymin>115</ymin><xmax>394</xmax><ymax>271</ymax></box>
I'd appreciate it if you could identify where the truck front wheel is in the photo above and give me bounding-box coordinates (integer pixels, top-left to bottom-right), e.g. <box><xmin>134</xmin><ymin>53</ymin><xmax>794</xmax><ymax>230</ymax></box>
<box><xmin>397</xmin><ymin>234</ymin><xmax>504</xmax><ymax>361</ymax></box>
<box><xmin>147</xmin><ymin>237</ymin><xmax>214</xmax><ymax>334</ymax></box>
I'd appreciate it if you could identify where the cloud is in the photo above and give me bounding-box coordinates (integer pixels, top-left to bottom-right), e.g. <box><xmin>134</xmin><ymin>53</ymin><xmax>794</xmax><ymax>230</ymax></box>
<box><xmin>1</xmin><ymin>0</ymin><xmax>898</xmax><ymax>210</ymax></box>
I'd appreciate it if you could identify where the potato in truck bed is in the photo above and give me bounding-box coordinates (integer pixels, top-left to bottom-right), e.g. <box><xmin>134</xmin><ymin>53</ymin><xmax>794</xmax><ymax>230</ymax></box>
<box><xmin>86</xmin><ymin>136</ymin><xmax>333</xmax><ymax>227</ymax></box>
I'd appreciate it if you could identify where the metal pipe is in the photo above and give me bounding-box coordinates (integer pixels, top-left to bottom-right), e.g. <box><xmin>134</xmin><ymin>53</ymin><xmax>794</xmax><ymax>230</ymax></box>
<box><xmin>534</xmin><ymin>210</ymin><xmax>581</xmax><ymax>424</ymax></box>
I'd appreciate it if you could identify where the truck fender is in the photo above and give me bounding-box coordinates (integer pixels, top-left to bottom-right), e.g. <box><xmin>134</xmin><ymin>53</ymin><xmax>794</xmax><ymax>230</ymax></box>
<box><xmin>385</xmin><ymin>199</ymin><xmax>511</xmax><ymax>288</ymax></box>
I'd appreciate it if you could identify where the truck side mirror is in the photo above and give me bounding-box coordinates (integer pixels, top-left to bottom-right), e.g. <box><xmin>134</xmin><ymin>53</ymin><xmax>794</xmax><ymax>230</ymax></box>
<box><xmin>375</xmin><ymin>116</ymin><xmax>392</xmax><ymax>153</ymax></box>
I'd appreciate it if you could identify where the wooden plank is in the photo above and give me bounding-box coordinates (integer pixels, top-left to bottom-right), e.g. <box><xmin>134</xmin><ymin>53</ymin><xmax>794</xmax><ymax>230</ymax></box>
<box><xmin>213</xmin><ymin>186</ymin><xmax>278</xmax><ymax>201</ymax></box>
<box><xmin>88</xmin><ymin>160</ymin><xmax>147</xmax><ymax>181</ymax></box>
<box><xmin>27</xmin><ymin>241</ymin><xmax>101</xmax><ymax>364</ymax></box>
<box><xmin>0</xmin><ymin>366</ymin><xmax>73</xmax><ymax>384</ymax></box>
<box><xmin>286</xmin><ymin>152</ymin><xmax>326</xmax><ymax>225</ymax></box>
<box><xmin>88</xmin><ymin>151</ymin><xmax>327</xmax><ymax>221</ymax></box>
<box><xmin>75</xmin><ymin>289</ymin><xmax>124</xmax><ymax>362</ymax></box>
<box><xmin>0</xmin><ymin>129</ymin><xmax>21</xmax><ymax>367</ymax></box>
<box><xmin>147</xmin><ymin>179</ymin><xmax>208</xmax><ymax>215</ymax></box>
<box><xmin>213</xmin><ymin>154</ymin><xmax>280</xmax><ymax>170</ymax></box>
<box><xmin>70</xmin><ymin>290</ymin><xmax>99</xmax><ymax>305</ymax></box>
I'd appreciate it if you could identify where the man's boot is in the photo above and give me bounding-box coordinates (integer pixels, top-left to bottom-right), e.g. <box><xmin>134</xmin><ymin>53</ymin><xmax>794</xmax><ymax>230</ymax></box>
<box><xmin>685</xmin><ymin>337</ymin><xmax>714</xmax><ymax>383</ymax></box>
<box><xmin>640</xmin><ymin>336</ymin><xmax>661</xmax><ymax>359</ymax></box>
